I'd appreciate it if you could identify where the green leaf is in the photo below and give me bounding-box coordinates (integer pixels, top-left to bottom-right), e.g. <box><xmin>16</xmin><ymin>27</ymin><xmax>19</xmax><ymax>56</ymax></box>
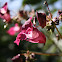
<box><xmin>23</xmin><ymin>0</ymin><xmax>42</xmax><ymax>5</ymax></box>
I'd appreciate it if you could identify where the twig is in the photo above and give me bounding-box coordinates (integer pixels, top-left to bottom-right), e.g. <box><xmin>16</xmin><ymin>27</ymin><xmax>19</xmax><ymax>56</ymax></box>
<box><xmin>44</xmin><ymin>1</ymin><xmax>52</xmax><ymax>18</ymax></box>
<box><xmin>30</xmin><ymin>51</ymin><xmax>62</xmax><ymax>56</ymax></box>
<box><xmin>21</xmin><ymin>50</ymin><xmax>62</xmax><ymax>56</ymax></box>
<box><xmin>54</xmin><ymin>25</ymin><xmax>62</xmax><ymax>39</ymax></box>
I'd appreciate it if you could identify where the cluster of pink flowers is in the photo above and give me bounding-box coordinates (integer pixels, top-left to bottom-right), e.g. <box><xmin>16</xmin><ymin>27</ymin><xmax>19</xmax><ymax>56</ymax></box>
<box><xmin>14</xmin><ymin>17</ymin><xmax>46</xmax><ymax>45</ymax></box>
<box><xmin>0</xmin><ymin>2</ymin><xmax>11</xmax><ymax>22</ymax></box>
<box><xmin>1</xmin><ymin>1</ymin><xmax>62</xmax><ymax>62</ymax></box>
<box><xmin>0</xmin><ymin>2</ymin><xmax>46</xmax><ymax>46</ymax></box>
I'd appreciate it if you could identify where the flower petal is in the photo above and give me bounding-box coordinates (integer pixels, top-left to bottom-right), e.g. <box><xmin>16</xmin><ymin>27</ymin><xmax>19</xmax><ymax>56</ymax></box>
<box><xmin>36</xmin><ymin>12</ymin><xmax>46</xmax><ymax>28</ymax></box>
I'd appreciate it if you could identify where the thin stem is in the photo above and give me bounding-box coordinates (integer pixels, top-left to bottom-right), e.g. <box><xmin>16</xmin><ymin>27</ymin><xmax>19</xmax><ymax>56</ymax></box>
<box><xmin>21</xmin><ymin>51</ymin><xmax>62</xmax><ymax>56</ymax></box>
<box><xmin>30</xmin><ymin>51</ymin><xmax>62</xmax><ymax>56</ymax></box>
<box><xmin>44</xmin><ymin>1</ymin><xmax>52</xmax><ymax>18</ymax></box>
<box><xmin>54</xmin><ymin>25</ymin><xmax>62</xmax><ymax>39</ymax></box>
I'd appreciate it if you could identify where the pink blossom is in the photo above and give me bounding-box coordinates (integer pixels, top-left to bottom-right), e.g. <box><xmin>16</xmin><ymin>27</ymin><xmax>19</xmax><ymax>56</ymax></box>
<box><xmin>1</xmin><ymin>2</ymin><xmax>7</xmax><ymax>14</ymax></box>
<box><xmin>26</xmin><ymin>27</ymin><xmax>46</xmax><ymax>43</ymax></box>
<box><xmin>7</xmin><ymin>23</ymin><xmax>21</xmax><ymax>36</ymax></box>
<box><xmin>22</xmin><ymin>17</ymin><xmax>33</xmax><ymax>30</ymax></box>
<box><xmin>14</xmin><ymin>17</ymin><xmax>46</xmax><ymax>46</ymax></box>
<box><xmin>14</xmin><ymin>32</ymin><xmax>26</xmax><ymax>45</ymax></box>
<box><xmin>0</xmin><ymin>2</ymin><xmax>11</xmax><ymax>22</ymax></box>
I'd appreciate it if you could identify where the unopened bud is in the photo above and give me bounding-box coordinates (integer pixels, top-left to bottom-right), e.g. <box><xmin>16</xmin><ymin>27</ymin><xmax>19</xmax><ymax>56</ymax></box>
<box><xmin>4</xmin><ymin>24</ymin><xmax>8</xmax><ymax>29</ymax></box>
<box><xmin>33</xmin><ymin>17</ymin><xmax>36</xmax><ymax>25</ymax></box>
<box><xmin>3</xmin><ymin>19</ymin><xmax>6</xmax><ymax>22</ymax></box>
<box><xmin>44</xmin><ymin>1</ymin><xmax>47</xmax><ymax>4</ymax></box>
<box><xmin>11</xmin><ymin>54</ymin><xmax>20</xmax><ymax>60</ymax></box>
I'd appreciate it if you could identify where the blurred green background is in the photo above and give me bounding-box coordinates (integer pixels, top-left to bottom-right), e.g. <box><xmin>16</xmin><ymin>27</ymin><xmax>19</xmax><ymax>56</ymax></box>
<box><xmin>0</xmin><ymin>0</ymin><xmax>62</xmax><ymax>62</ymax></box>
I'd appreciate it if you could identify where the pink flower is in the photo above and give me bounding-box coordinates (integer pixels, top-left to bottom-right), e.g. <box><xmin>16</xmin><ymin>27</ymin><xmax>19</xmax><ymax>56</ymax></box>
<box><xmin>0</xmin><ymin>2</ymin><xmax>11</xmax><ymax>22</ymax></box>
<box><xmin>26</xmin><ymin>27</ymin><xmax>46</xmax><ymax>43</ymax></box>
<box><xmin>36</xmin><ymin>12</ymin><xmax>46</xmax><ymax>28</ymax></box>
<box><xmin>22</xmin><ymin>17</ymin><xmax>33</xmax><ymax>30</ymax></box>
<box><xmin>14</xmin><ymin>32</ymin><xmax>27</xmax><ymax>45</ymax></box>
<box><xmin>14</xmin><ymin>17</ymin><xmax>46</xmax><ymax>46</ymax></box>
<box><xmin>7</xmin><ymin>23</ymin><xmax>21</xmax><ymax>36</ymax></box>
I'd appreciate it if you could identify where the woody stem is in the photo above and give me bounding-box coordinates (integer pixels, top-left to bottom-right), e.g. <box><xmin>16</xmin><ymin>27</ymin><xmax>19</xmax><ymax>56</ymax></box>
<box><xmin>30</xmin><ymin>51</ymin><xmax>62</xmax><ymax>56</ymax></box>
<box><xmin>21</xmin><ymin>50</ymin><xmax>62</xmax><ymax>56</ymax></box>
<box><xmin>54</xmin><ymin>25</ymin><xmax>62</xmax><ymax>39</ymax></box>
<box><xmin>44</xmin><ymin>1</ymin><xmax>52</xmax><ymax>17</ymax></box>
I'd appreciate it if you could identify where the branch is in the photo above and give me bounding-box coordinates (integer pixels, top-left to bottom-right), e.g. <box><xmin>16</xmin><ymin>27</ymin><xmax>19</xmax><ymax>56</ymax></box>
<box><xmin>21</xmin><ymin>50</ymin><xmax>62</xmax><ymax>56</ymax></box>
<box><xmin>44</xmin><ymin>1</ymin><xmax>52</xmax><ymax>18</ymax></box>
<box><xmin>54</xmin><ymin>25</ymin><xmax>62</xmax><ymax>39</ymax></box>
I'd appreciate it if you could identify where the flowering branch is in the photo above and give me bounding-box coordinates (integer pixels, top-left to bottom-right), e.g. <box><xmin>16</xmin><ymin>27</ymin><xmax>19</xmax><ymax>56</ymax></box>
<box><xmin>44</xmin><ymin>1</ymin><xmax>62</xmax><ymax>39</ymax></box>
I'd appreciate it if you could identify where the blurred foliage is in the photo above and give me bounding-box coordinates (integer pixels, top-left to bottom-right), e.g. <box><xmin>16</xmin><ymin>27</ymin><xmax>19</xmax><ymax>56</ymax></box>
<box><xmin>47</xmin><ymin>0</ymin><xmax>58</xmax><ymax>4</ymax></box>
<box><xmin>0</xmin><ymin>0</ymin><xmax>62</xmax><ymax>62</ymax></box>
<box><xmin>23</xmin><ymin>0</ymin><xmax>58</xmax><ymax>5</ymax></box>
<box><xmin>22</xmin><ymin>0</ymin><xmax>58</xmax><ymax>15</ymax></box>
<box><xmin>23</xmin><ymin>0</ymin><xmax>42</xmax><ymax>5</ymax></box>
<box><xmin>51</xmin><ymin>8</ymin><xmax>57</xmax><ymax>13</ymax></box>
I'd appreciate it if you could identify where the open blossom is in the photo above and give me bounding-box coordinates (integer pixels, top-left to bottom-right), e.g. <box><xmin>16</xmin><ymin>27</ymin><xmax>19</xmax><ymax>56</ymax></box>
<box><xmin>26</xmin><ymin>27</ymin><xmax>46</xmax><ymax>43</ymax></box>
<box><xmin>14</xmin><ymin>17</ymin><xmax>46</xmax><ymax>46</ymax></box>
<box><xmin>0</xmin><ymin>2</ymin><xmax>11</xmax><ymax>22</ymax></box>
<box><xmin>36</xmin><ymin>12</ymin><xmax>47</xmax><ymax>28</ymax></box>
<box><xmin>7</xmin><ymin>23</ymin><xmax>21</xmax><ymax>36</ymax></box>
